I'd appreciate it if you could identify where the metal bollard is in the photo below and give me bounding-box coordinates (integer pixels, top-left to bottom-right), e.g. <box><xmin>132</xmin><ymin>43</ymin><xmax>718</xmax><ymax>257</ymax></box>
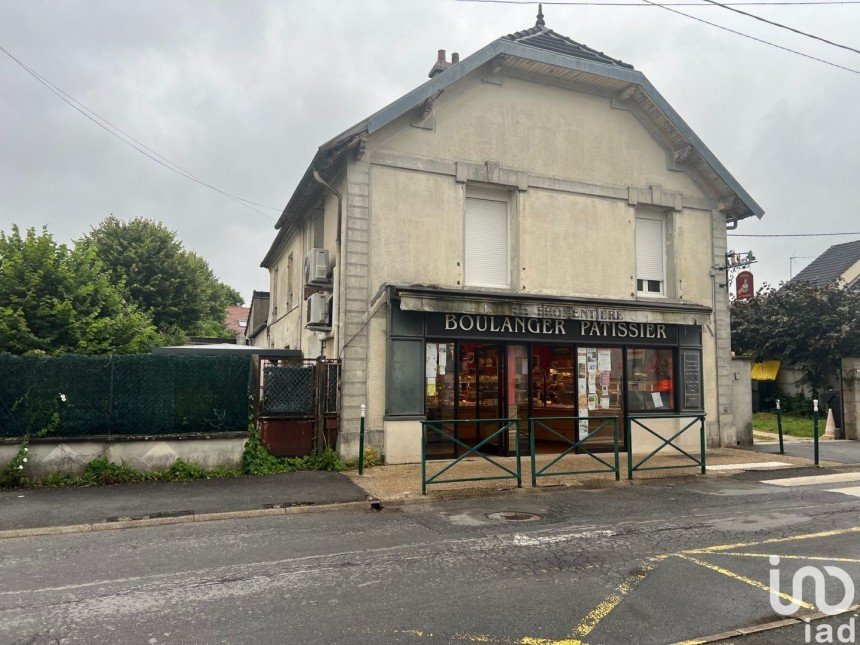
<box><xmin>776</xmin><ymin>399</ymin><xmax>784</xmax><ymax>455</ymax></box>
<box><xmin>358</xmin><ymin>403</ymin><xmax>366</xmax><ymax>475</ymax></box>
<box><xmin>813</xmin><ymin>399</ymin><xmax>819</xmax><ymax>467</ymax></box>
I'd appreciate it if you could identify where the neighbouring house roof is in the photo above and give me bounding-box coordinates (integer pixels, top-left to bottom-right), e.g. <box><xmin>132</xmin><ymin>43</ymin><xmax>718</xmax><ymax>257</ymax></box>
<box><xmin>262</xmin><ymin>9</ymin><xmax>764</xmax><ymax>268</ymax></box>
<box><xmin>790</xmin><ymin>240</ymin><xmax>860</xmax><ymax>287</ymax></box>
<box><xmin>152</xmin><ymin>344</ymin><xmax>300</xmax><ymax>358</ymax></box>
<box><xmin>247</xmin><ymin>290</ymin><xmax>270</xmax><ymax>339</ymax></box>
<box><xmin>225</xmin><ymin>306</ymin><xmax>251</xmax><ymax>334</ymax></box>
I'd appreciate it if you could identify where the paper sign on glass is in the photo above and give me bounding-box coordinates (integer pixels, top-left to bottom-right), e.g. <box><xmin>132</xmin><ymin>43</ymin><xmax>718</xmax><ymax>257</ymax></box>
<box><xmin>651</xmin><ymin>392</ymin><xmax>663</xmax><ymax>408</ymax></box>
<box><xmin>598</xmin><ymin>350</ymin><xmax>611</xmax><ymax>371</ymax></box>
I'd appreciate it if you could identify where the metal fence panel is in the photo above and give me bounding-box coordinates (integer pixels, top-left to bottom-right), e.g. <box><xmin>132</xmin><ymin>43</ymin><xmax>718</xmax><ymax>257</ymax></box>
<box><xmin>261</xmin><ymin>365</ymin><xmax>315</xmax><ymax>416</ymax></box>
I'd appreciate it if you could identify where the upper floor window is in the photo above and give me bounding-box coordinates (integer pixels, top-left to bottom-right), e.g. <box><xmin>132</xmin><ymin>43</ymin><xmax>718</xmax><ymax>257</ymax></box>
<box><xmin>464</xmin><ymin>189</ymin><xmax>509</xmax><ymax>288</ymax></box>
<box><xmin>635</xmin><ymin>214</ymin><xmax>665</xmax><ymax>296</ymax></box>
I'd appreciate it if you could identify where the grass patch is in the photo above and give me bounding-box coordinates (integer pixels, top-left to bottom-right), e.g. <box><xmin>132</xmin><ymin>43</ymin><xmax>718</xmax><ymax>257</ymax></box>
<box><xmin>242</xmin><ymin>428</ymin><xmax>347</xmax><ymax>476</ymax></box>
<box><xmin>753</xmin><ymin>411</ymin><xmax>816</xmax><ymax>438</ymax></box>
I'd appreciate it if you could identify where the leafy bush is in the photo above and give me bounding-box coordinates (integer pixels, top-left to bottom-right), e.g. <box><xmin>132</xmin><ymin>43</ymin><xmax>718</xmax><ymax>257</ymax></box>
<box><xmin>80</xmin><ymin>457</ymin><xmax>147</xmax><ymax>486</ymax></box>
<box><xmin>0</xmin><ymin>438</ymin><xmax>30</xmax><ymax>488</ymax></box>
<box><xmin>242</xmin><ymin>427</ymin><xmax>346</xmax><ymax>476</ymax></box>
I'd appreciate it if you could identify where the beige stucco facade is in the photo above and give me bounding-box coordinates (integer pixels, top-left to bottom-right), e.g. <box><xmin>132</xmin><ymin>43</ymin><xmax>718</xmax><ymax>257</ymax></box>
<box><xmin>260</xmin><ymin>27</ymin><xmax>761</xmax><ymax>462</ymax></box>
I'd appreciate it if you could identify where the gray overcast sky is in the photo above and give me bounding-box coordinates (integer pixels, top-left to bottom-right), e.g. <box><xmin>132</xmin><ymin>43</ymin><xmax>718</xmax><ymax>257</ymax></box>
<box><xmin>1</xmin><ymin>0</ymin><xmax>858</xmax><ymax>302</ymax></box>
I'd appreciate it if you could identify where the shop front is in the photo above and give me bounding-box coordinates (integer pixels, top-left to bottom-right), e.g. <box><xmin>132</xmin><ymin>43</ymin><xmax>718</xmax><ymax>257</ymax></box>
<box><xmin>387</xmin><ymin>289</ymin><xmax>707</xmax><ymax>459</ymax></box>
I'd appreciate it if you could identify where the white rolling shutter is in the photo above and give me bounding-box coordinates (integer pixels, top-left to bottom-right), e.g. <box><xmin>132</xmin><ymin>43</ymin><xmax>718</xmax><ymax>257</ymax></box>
<box><xmin>465</xmin><ymin>196</ymin><xmax>509</xmax><ymax>288</ymax></box>
<box><xmin>635</xmin><ymin>216</ymin><xmax>665</xmax><ymax>284</ymax></box>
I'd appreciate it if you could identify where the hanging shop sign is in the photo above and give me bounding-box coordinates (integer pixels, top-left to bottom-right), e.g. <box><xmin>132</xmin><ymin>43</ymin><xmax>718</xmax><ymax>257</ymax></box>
<box><xmin>735</xmin><ymin>271</ymin><xmax>754</xmax><ymax>300</ymax></box>
<box><xmin>426</xmin><ymin>312</ymin><xmax>682</xmax><ymax>345</ymax></box>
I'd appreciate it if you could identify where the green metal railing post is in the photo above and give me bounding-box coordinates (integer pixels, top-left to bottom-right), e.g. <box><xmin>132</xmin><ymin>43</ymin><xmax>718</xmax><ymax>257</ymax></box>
<box><xmin>530</xmin><ymin>421</ymin><xmax>537</xmax><ymax>488</ymax></box>
<box><xmin>776</xmin><ymin>399</ymin><xmax>784</xmax><ymax>455</ymax></box>
<box><xmin>699</xmin><ymin>415</ymin><xmax>706</xmax><ymax>474</ymax></box>
<box><xmin>420</xmin><ymin>419</ymin><xmax>427</xmax><ymax>495</ymax></box>
<box><xmin>626</xmin><ymin>417</ymin><xmax>633</xmax><ymax>480</ymax></box>
<box><xmin>612</xmin><ymin>418</ymin><xmax>620</xmax><ymax>481</ymax></box>
<box><xmin>514</xmin><ymin>421</ymin><xmax>522</xmax><ymax>488</ymax></box>
<box><xmin>813</xmin><ymin>398</ymin><xmax>820</xmax><ymax>467</ymax></box>
<box><xmin>358</xmin><ymin>403</ymin><xmax>366</xmax><ymax>476</ymax></box>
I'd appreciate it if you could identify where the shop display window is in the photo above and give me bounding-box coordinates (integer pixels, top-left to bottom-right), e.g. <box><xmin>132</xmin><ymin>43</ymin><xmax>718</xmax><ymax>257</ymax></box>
<box><xmin>626</xmin><ymin>348</ymin><xmax>675</xmax><ymax>411</ymax></box>
<box><xmin>577</xmin><ymin>347</ymin><xmax>623</xmax><ymax>448</ymax></box>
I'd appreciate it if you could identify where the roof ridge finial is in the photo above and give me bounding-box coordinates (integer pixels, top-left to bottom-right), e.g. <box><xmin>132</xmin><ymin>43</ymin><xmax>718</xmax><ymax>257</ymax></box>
<box><xmin>536</xmin><ymin>2</ymin><xmax>546</xmax><ymax>27</ymax></box>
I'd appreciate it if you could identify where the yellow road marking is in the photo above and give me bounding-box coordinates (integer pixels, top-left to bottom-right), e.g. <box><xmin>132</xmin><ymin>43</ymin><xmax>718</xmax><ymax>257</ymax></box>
<box><xmin>674</xmin><ymin>553</ymin><xmax>814</xmax><ymax>609</ymax></box>
<box><xmin>684</xmin><ymin>550</ymin><xmax>860</xmax><ymax>564</ymax></box>
<box><xmin>568</xmin><ymin>560</ymin><xmax>661</xmax><ymax>643</ymax></box>
<box><xmin>687</xmin><ymin>526</ymin><xmax>860</xmax><ymax>553</ymax></box>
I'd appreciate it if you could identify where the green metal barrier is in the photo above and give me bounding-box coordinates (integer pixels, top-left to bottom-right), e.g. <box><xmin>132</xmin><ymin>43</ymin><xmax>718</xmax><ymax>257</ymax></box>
<box><xmin>420</xmin><ymin>418</ymin><xmax>521</xmax><ymax>495</ymax></box>
<box><xmin>529</xmin><ymin>416</ymin><xmax>620</xmax><ymax>487</ymax></box>
<box><xmin>626</xmin><ymin>413</ymin><xmax>706</xmax><ymax>480</ymax></box>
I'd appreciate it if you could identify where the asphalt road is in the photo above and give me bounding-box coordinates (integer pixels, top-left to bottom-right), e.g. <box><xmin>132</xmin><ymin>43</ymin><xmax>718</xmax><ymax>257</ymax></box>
<box><xmin>1</xmin><ymin>467</ymin><xmax>859</xmax><ymax>645</ymax></box>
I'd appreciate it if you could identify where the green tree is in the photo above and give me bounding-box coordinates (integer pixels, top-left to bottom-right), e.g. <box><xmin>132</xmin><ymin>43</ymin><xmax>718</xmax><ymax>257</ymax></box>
<box><xmin>0</xmin><ymin>225</ymin><xmax>157</xmax><ymax>355</ymax></box>
<box><xmin>81</xmin><ymin>217</ymin><xmax>242</xmax><ymax>339</ymax></box>
<box><xmin>731</xmin><ymin>280</ymin><xmax>860</xmax><ymax>392</ymax></box>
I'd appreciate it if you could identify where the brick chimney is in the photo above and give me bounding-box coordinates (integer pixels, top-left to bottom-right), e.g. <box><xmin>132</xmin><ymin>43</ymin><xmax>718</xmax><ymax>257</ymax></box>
<box><xmin>428</xmin><ymin>49</ymin><xmax>451</xmax><ymax>78</ymax></box>
<box><xmin>428</xmin><ymin>51</ymin><xmax>461</xmax><ymax>78</ymax></box>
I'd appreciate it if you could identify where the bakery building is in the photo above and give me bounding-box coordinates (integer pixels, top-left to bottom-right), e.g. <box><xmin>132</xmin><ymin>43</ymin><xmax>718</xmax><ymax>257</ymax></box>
<box><xmin>259</xmin><ymin>9</ymin><xmax>763</xmax><ymax>462</ymax></box>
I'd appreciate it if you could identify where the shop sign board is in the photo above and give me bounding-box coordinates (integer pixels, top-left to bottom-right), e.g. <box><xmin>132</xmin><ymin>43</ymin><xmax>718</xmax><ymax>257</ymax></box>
<box><xmin>736</xmin><ymin>271</ymin><xmax>754</xmax><ymax>300</ymax></box>
<box><xmin>427</xmin><ymin>312</ymin><xmax>682</xmax><ymax>345</ymax></box>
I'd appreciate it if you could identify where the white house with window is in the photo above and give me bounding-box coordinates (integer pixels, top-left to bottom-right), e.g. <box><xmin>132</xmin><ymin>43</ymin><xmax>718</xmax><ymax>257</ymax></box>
<box><xmin>259</xmin><ymin>10</ymin><xmax>763</xmax><ymax>462</ymax></box>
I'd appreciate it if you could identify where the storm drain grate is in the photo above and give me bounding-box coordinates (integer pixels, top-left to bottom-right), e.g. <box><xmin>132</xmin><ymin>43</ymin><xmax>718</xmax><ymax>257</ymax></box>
<box><xmin>486</xmin><ymin>511</ymin><xmax>541</xmax><ymax>522</ymax></box>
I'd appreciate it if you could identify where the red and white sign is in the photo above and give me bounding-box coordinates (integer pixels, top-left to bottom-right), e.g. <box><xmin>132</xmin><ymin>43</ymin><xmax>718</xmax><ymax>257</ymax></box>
<box><xmin>736</xmin><ymin>271</ymin><xmax>754</xmax><ymax>300</ymax></box>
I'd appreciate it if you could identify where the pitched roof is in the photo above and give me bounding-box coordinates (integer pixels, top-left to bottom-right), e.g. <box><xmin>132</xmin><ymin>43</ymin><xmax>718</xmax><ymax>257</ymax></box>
<box><xmin>503</xmin><ymin>26</ymin><xmax>633</xmax><ymax>69</ymax></box>
<box><xmin>224</xmin><ymin>306</ymin><xmax>251</xmax><ymax>334</ymax></box>
<box><xmin>263</xmin><ymin>9</ymin><xmax>763</xmax><ymax>267</ymax></box>
<box><xmin>791</xmin><ymin>239</ymin><xmax>860</xmax><ymax>287</ymax></box>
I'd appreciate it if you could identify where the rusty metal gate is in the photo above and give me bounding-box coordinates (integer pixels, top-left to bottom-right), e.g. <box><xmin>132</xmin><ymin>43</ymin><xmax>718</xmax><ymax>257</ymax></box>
<box><xmin>254</xmin><ymin>358</ymin><xmax>340</xmax><ymax>457</ymax></box>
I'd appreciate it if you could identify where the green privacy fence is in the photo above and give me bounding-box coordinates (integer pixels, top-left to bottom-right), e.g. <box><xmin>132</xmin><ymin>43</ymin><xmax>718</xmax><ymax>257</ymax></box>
<box><xmin>0</xmin><ymin>353</ymin><xmax>252</xmax><ymax>438</ymax></box>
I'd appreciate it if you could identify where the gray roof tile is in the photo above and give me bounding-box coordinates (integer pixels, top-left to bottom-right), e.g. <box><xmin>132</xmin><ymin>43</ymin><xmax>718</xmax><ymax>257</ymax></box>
<box><xmin>503</xmin><ymin>26</ymin><xmax>634</xmax><ymax>69</ymax></box>
<box><xmin>791</xmin><ymin>239</ymin><xmax>860</xmax><ymax>286</ymax></box>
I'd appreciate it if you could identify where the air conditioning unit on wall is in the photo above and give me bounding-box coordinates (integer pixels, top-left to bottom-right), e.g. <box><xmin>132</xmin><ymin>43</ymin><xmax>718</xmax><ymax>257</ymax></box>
<box><xmin>306</xmin><ymin>292</ymin><xmax>332</xmax><ymax>330</ymax></box>
<box><xmin>304</xmin><ymin>249</ymin><xmax>331</xmax><ymax>287</ymax></box>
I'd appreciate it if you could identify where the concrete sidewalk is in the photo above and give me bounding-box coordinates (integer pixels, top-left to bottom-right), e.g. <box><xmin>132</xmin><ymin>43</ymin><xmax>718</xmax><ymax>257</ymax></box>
<box><xmin>350</xmin><ymin>447</ymin><xmax>834</xmax><ymax>500</ymax></box>
<box><xmin>0</xmin><ymin>446</ymin><xmax>837</xmax><ymax>537</ymax></box>
<box><xmin>747</xmin><ymin>439</ymin><xmax>860</xmax><ymax>465</ymax></box>
<box><xmin>0</xmin><ymin>471</ymin><xmax>367</xmax><ymax>532</ymax></box>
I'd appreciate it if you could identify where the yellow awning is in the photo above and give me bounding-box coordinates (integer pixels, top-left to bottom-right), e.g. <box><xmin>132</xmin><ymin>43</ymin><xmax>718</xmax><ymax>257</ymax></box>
<box><xmin>751</xmin><ymin>360</ymin><xmax>781</xmax><ymax>381</ymax></box>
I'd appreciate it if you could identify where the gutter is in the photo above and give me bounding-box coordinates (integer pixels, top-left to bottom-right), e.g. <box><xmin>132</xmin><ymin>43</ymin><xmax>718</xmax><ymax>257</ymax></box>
<box><xmin>311</xmin><ymin>169</ymin><xmax>345</xmax><ymax>351</ymax></box>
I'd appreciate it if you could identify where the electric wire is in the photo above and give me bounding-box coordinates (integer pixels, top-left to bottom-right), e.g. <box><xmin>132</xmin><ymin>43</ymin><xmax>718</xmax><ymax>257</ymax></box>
<box><xmin>0</xmin><ymin>43</ymin><xmax>280</xmax><ymax>219</ymax></box>
<box><xmin>456</xmin><ymin>0</ymin><xmax>860</xmax><ymax>74</ymax></box>
<box><xmin>456</xmin><ymin>0</ymin><xmax>860</xmax><ymax>6</ymax></box>
<box><xmin>728</xmin><ymin>232</ymin><xmax>860</xmax><ymax>236</ymax></box>
<box><xmin>697</xmin><ymin>0</ymin><xmax>860</xmax><ymax>54</ymax></box>
<box><xmin>638</xmin><ymin>0</ymin><xmax>860</xmax><ymax>73</ymax></box>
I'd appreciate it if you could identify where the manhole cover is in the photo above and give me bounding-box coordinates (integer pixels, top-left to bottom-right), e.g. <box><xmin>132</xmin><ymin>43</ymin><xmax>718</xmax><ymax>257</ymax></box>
<box><xmin>486</xmin><ymin>511</ymin><xmax>541</xmax><ymax>522</ymax></box>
